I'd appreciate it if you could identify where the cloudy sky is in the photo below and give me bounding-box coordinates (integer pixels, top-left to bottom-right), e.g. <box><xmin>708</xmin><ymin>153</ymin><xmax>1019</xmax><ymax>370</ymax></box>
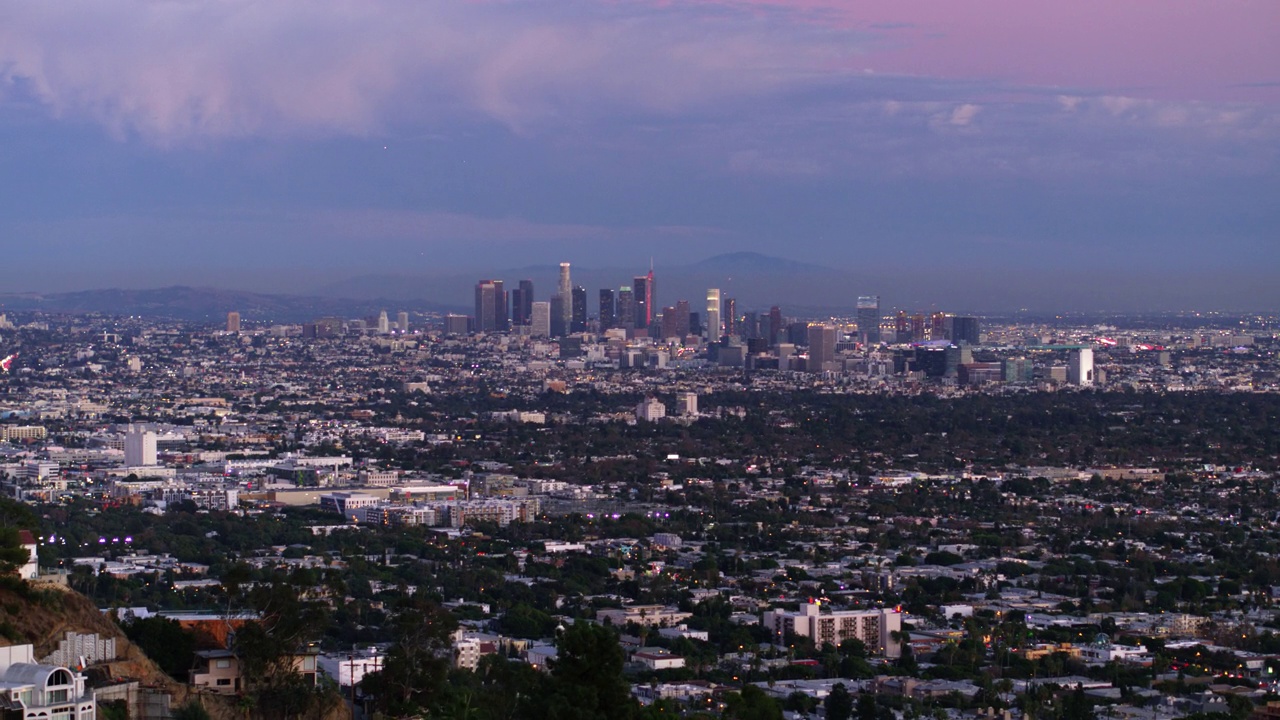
<box><xmin>1</xmin><ymin>0</ymin><xmax>1276</xmax><ymax>310</ymax></box>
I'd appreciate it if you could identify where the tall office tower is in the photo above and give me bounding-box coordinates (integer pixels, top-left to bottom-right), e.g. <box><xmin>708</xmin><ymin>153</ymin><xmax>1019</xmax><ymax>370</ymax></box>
<box><xmin>689</xmin><ymin>311</ymin><xmax>702</xmax><ymax>337</ymax></box>
<box><xmin>769</xmin><ymin>306</ymin><xmax>783</xmax><ymax>345</ymax></box>
<box><xmin>571</xmin><ymin>286</ymin><xmax>587</xmax><ymax>333</ymax></box>
<box><xmin>1068</xmin><ymin>348</ymin><xmax>1094</xmax><ymax>386</ymax></box>
<box><xmin>512</xmin><ymin>279</ymin><xmax>534</xmax><ymax>325</ymax></box>
<box><xmin>495</xmin><ymin>280</ymin><xmax>508</xmax><ymax>331</ymax></box>
<box><xmin>125</xmin><ymin>425</ymin><xmax>157</xmax><ymax>466</ymax></box>
<box><xmin>617</xmin><ymin>286</ymin><xmax>635</xmax><ymax>329</ymax></box>
<box><xmin>705</xmin><ymin>288</ymin><xmax>722</xmax><ymax>339</ymax></box>
<box><xmin>599</xmin><ymin>289</ymin><xmax>616</xmax><ymax>330</ymax></box>
<box><xmin>930</xmin><ymin>312</ymin><xmax>947</xmax><ymax>340</ymax></box>
<box><xmin>951</xmin><ymin>316</ymin><xmax>981</xmax><ymax>346</ymax></box>
<box><xmin>722</xmin><ymin>297</ymin><xmax>737</xmax><ymax>336</ymax></box>
<box><xmin>674</xmin><ymin>300</ymin><xmax>691</xmax><ymax>338</ymax></box>
<box><xmin>474</xmin><ymin>280</ymin><xmax>505</xmax><ymax>333</ymax></box>
<box><xmin>632</xmin><ymin>274</ymin><xmax>652</xmax><ymax>329</ymax></box>
<box><xmin>807</xmin><ymin>324</ymin><xmax>836</xmax><ymax>372</ymax></box>
<box><xmin>742</xmin><ymin>312</ymin><xmax>760</xmax><ymax>340</ymax></box>
<box><xmin>444</xmin><ymin>314</ymin><xmax>471</xmax><ymax>335</ymax></box>
<box><xmin>397</xmin><ymin>311</ymin><xmax>409</xmax><ymax>333</ymax></box>
<box><xmin>856</xmin><ymin>296</ymin><xmax>881</xmax><ymax>345</ymax></box>
<box><xmin>910</xmin><ymin>313</ymin><xmax>927</xmax><ymax>343</ymax></box>
<box><xmin>377</xmin><ymin>310</ymin><xmax>390</xmax><ymax>334</ymax></box>
<box><xmin>660</xmin><ymin>306</ymin><xmax>678</xmax><ymax>339</ymax></box>
<box><xmin>895</xmin><ymin>310</ymin><xmax>909</xmax><ymax>341</ymax></box>
<box><xmin>530</xmin><ymin>302</ymin><xmax>551</xmax><ymax>337</ymax></box>
<box><xmin>226</xmin><ymin>311</ymin><xmax>241</xmax><ymax>333</ymax></box>
<box><xmin>558</xmin><ymin>262</ymin><xmax>572</xmax><ymax>328</ymax></box>
<box><xmin>511</xmin><ymin>287</ymin><xmax>526</xmax><ymax>326</ymax></box>
<box><xmin>549</xmin><ymin>294</ymin><xmax>567</xmax><ymax>338</ymax></box>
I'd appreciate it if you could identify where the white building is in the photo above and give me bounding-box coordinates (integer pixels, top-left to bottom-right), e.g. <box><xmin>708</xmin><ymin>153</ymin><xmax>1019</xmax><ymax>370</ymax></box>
<box><xmin>531</xmin><ymin>302</ymin><xmax>552</xmax><ymax>338</ymax></box>
<box><xmin>0</xmin><ymin>644</ymin><xmax>96</xmax><ymax>720</ymax></box>
<box><xmin>706</xmin><ymin>289</ymin><xmax>721</xmax><ymax>339</ymax></box>
<box><xmin>17</xmin><ymin>531</ymin><xmax>38</xmax><ymax>580</ymax></box>
<box><xmin>124</xmin><ymin>426</ymin><xmax>157</xmax><ymax>467</ymax></box>
<box><xmin>763</xmin><ymin>602</ymin><xmax>902</xmax><ymax>657</ymax></box>
<box><xmin>636</xmin><ymin>397</ymin><xmax>666</xmax><ymax>422</ymax></box>
<box><xmin>1068</xmin><ymin>348</ymin><xmax>1094</xmax><ymax>387</ymax></box>
<box><xmin>377</xmin><ymin>310</ymin><xmax>390</xmax><ymax>334</ymax></box>
<box><xmin>676</xmin><ymin>392</ymin><xmax>698</xmax><ymax>417</ymax></box>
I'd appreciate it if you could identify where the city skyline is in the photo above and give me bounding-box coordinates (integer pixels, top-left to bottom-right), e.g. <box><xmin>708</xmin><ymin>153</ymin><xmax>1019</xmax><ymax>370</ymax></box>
<box><xmin>0</xmin><ymin>1</ymin><xmax>1276</xmax><ymax>310</ymax></box>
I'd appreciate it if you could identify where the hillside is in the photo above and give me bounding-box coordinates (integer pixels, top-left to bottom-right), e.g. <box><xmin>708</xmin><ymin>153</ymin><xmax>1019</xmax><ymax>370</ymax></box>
<box><xmin>0</xmin><ymin>579</ymin><xmax>180</xmax><ymax>690</ymax></box>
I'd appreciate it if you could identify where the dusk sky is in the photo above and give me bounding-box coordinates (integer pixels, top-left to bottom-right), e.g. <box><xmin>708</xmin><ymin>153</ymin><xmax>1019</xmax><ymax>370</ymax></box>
<box><xmin>1</xmin><ymin>0</ymin><xmax>1277</xmax><ymax>310</ymax></box>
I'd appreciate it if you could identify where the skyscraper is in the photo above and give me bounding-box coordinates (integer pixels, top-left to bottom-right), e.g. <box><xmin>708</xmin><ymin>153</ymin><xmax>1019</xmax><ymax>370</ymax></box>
<box><xmin>549</xmin><ymin>294</ymin><xmax>567</xmax><ymax>338</ymax></box>
<box><xmin>930</xmin><ymin>312</ymin><xmax>947</xmax><ymax>341</ymax></box>
<box><xmin>599</xmin><ymin>288</ymin><xmax>615</xmax><ymax>331</ymax></box>
<box><xmin>571</xmin><ymin>286</ymin><xmax>587</xmax><ymax>333</ymax></box>
<box><xmin>674</xmin><ymin>300</ymin><xmax>691</xmax><ymax>338</ymax></box>
<box><xmin>1068</xmin><ymin>348</ymin><xmax>1094</xmax><ymax>386</ymax></box>
<box><xmin>558</xmin><ymin>262</ymin><xmax>572</xmax><ymax>328</ymax></box>
<box><xmin>377</xmin><ymin>310</ymin><xmax>390</xmax><ymax>334</ymax></box>
<box><xmin>722</xmin><ymin>297</ymin><xmax>737</xmax><ymax>337</ymax></box>
<box><xmin>632</xmin><ymin>273</ymin><xmax>652</xmax><ymax>330</ymax></box>
<box><xmin>856</xmin><ymin>296</ymin><xmax>880</xmax><ymax>345</ymax></box>
<box><xmin>951</xmin><ymin>316</ymin><xmax>981</xmax><ymax>346</ymax></box>
<box><xmin>705</xmin><ymin>289</ymin><xmax>721</xmax><ymax>340</ymax></box>
<box><xmin>769</xmin><ymin>306</ymin><xmax>783</xmax><ymax>346</ymax></box>
<box><xmin>808</xmin><ymin>324</ymin><xmax>836</xmax><ymax>373</ymax></box>
<box><xmin>512</xmin><ymin>279</ymin><xmax>534</xmax><ymax>326</ymax></box>
<box><xmin>617</xmin><ymin>286</ymin><xmax>635</xmax><ymax>329</ymax></box>
<box><xmin>226</xmin><ymin>311</ymin><xmax>240</xmax><ymax>333</ymax></box>
<box><xmin>397</xmin><ymin>311</ymin><xmax>409</xmax><ymax>333</ymax></box>
<box><xmin>530</xmin><ymin>302</ymin><xmax>551</xmax><ymax>337</ymax></box>
<box><xmin>474</xmin><ymin>280</ymin><xmax>507</xmax><ymax>333</ymax></box>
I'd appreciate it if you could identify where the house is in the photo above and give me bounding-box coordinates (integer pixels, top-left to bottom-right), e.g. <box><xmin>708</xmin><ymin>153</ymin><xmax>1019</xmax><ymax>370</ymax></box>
<box><xmin>632</xmin><ymin>649</ymin><xmax>686</xmax><ymax>671</ymax></box>
<box><xmin>190</xmin><ymin>648</ymin><xmax>319</xmax><ymax>695</ymax></box>
<box><xmin>16</xmin><ymin>531</ymin><xmax>37</xmax><ymax>580</ymax></box>
<box><xmin>0</xmin><ymin>644</ymin><xmax>96</xmax><ymax>720</ymax></box>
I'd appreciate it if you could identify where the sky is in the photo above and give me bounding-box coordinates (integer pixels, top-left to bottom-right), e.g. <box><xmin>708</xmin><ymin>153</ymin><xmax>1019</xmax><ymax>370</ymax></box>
<box><xmin>0</xmin><ymin>0</ymin><xmax>1277</xmax><ymax>311</ymax></box>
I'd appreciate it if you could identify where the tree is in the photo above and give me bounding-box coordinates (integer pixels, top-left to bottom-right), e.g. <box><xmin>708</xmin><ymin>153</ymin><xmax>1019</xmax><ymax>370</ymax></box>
<box><xmin>123</xmin><ymin>617</ymin><xmax>196</xmax><ymax>680</ymax></box>
<box><xmin>363</xmin><ymin>595</ymin><xmax>459</xmax><ymax>716</ymax></box>
<box><xmin>724</xmin><ymin>684</ymin><xmax>783</xmax><ymax>720</ymax></box>
<box><xmin>538</xmin><ymin>622</ymin><xmax>638</xmax><ymax>720</ymax></box>
<box><xmin>825</xmin><ymin>683</ymin><xmax>854</xmax><ymax>720</ymax></box>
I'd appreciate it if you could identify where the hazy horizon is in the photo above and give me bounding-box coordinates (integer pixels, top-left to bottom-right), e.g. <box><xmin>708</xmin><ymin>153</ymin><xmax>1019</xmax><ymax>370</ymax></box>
<box><xmin>1</xmin><ymin>1</ymin><xmax>1276</xmax><ymax>311</ymax></box>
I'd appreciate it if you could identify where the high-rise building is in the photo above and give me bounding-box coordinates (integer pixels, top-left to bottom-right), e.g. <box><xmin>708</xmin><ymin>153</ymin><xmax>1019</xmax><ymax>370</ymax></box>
<box><xmin>632</xmin><ymin>273</ymin><xmax>653</xmax><ymax>330</ymax></box>
<box><xmin>599</xmin><ymin>289</ymin><xmax>616</xmax><ymax>330</ymax></box>
<box><xmin>397</xmin><ymin>311</ymin><xmax>409</xmax><ymax>333</ymax></box>
<box><xmin>444</xmin><ymin>314</ymin><xmax>471</xmax><ymax>335</ymax></box>
<box><xmin>617</xmin><ymin>286</ymin><xmax>635</xmax><ymax>329</ymax></box>
<box><xmin>895</xmin><ymin>310</ymin><xmax>909</xmax><ymax>341</ymax></box>
<box><xmin>856</xmin><ymin>296</ymin><xmax>880</xmax><ymax>345</ymax></box>
<box><xmin>474</xmin><ymin>280</ymin><xmax>507</xmax><ymax>333</ymax></box>
<box><xmin>226</xmin><ymin>311</ymin><xmax>240</xmax><ymax>333</ymax></box>
<box><xmin>549</xmin><ymin>295</ymin><xmax>567</xmax><ymax>338</ymax></box>
<box><xmin>377</xmin><ymin>310</ymin><xmax>390</xmax><ymax>334</ymax></box>
<box><xmin>952</xmin><ymin>316</ymin><xmax>981</xmax><ymax>346</ymax></box>
<box><xmin>530</xmin><ymin>302</ymin><xmax>552</xmax><ymax>337</ymax></box>
<box><xmin>930</xmin><ymin>312</ymin><xmax>947</xmax><ymax>341</ymax></box>
<box><xmin>1068</xmin><ymin>348</ymin><xmax>1094</xmax><ymax>386</ymax></box>
<box><xmin>125</xmin><ymin>426</ymin><xmax>157</xmax><ymax>466</ymax></box>
<box><xmin>558</xmin><ymin>263</ymin><xmax>572</xmax><ymax>328</ymax></box>
<box><xmin>674</xmin><ymin>300</ymin><xmax>691</xmax><ymax>338</ymax></box>
<box><xmin>722</xmin><ymin>298</ymin><xmax>737</xmax><ymax>337</ymax></box>
<box><xmin>808</xmin><ymin>324</ymin><xmax>836</xmax><ymax>372</ymax></box>
<box><xmin>660</xmin><ymin>306</ymin><xmax>678</xmax><ymax>339</ymax></box>
<box><xmin>571</xmin><ymin>286</ymin><xmax>587</xmax><ymax>333</ymax></box>
<box><xmin>706</xmin><ymin>289</ymin><xmax>721</xmax><ymax>340</ymax></box>
<box><xmin>768</xmin><ymin>306</ymin><xmax>783</xmax><ymax>346</ymax></box>
<box><xmin>741</xmin><ymin>312</ymin><xmax>760</xmax><ymax>340</ymax></box>
<box><xmin>911</xmin><ymin>314</ymin><xmax>927</xmax><ymax>343</ymax></box>
<box><xmin>512</xmin><ymin>279</ymin><xmax>534</xmax><ymax>326</ymax></box>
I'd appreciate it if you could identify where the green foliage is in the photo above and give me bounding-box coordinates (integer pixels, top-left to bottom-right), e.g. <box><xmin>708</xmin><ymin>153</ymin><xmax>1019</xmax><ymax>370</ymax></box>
<box><xmin>826</xmin><ymin>683</ymin><xmax>854</xmax><ymax>720</ymax></box>
<box><xmin>723</xmin><ymin>684</ymin><xmax>782</xmax><ymax>720</ymax></box>
<box><xmin>123</xmin><ymin>617</ymin><xmax>197</xmax><ymax>680</ymax></box>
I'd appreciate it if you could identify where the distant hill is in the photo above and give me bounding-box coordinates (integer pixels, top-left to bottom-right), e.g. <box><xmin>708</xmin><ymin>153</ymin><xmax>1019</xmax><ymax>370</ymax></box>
<box><xmin>0</xmin><ymin>286</ymin><xmax>464</xmax><ymax>323</ymax></box>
